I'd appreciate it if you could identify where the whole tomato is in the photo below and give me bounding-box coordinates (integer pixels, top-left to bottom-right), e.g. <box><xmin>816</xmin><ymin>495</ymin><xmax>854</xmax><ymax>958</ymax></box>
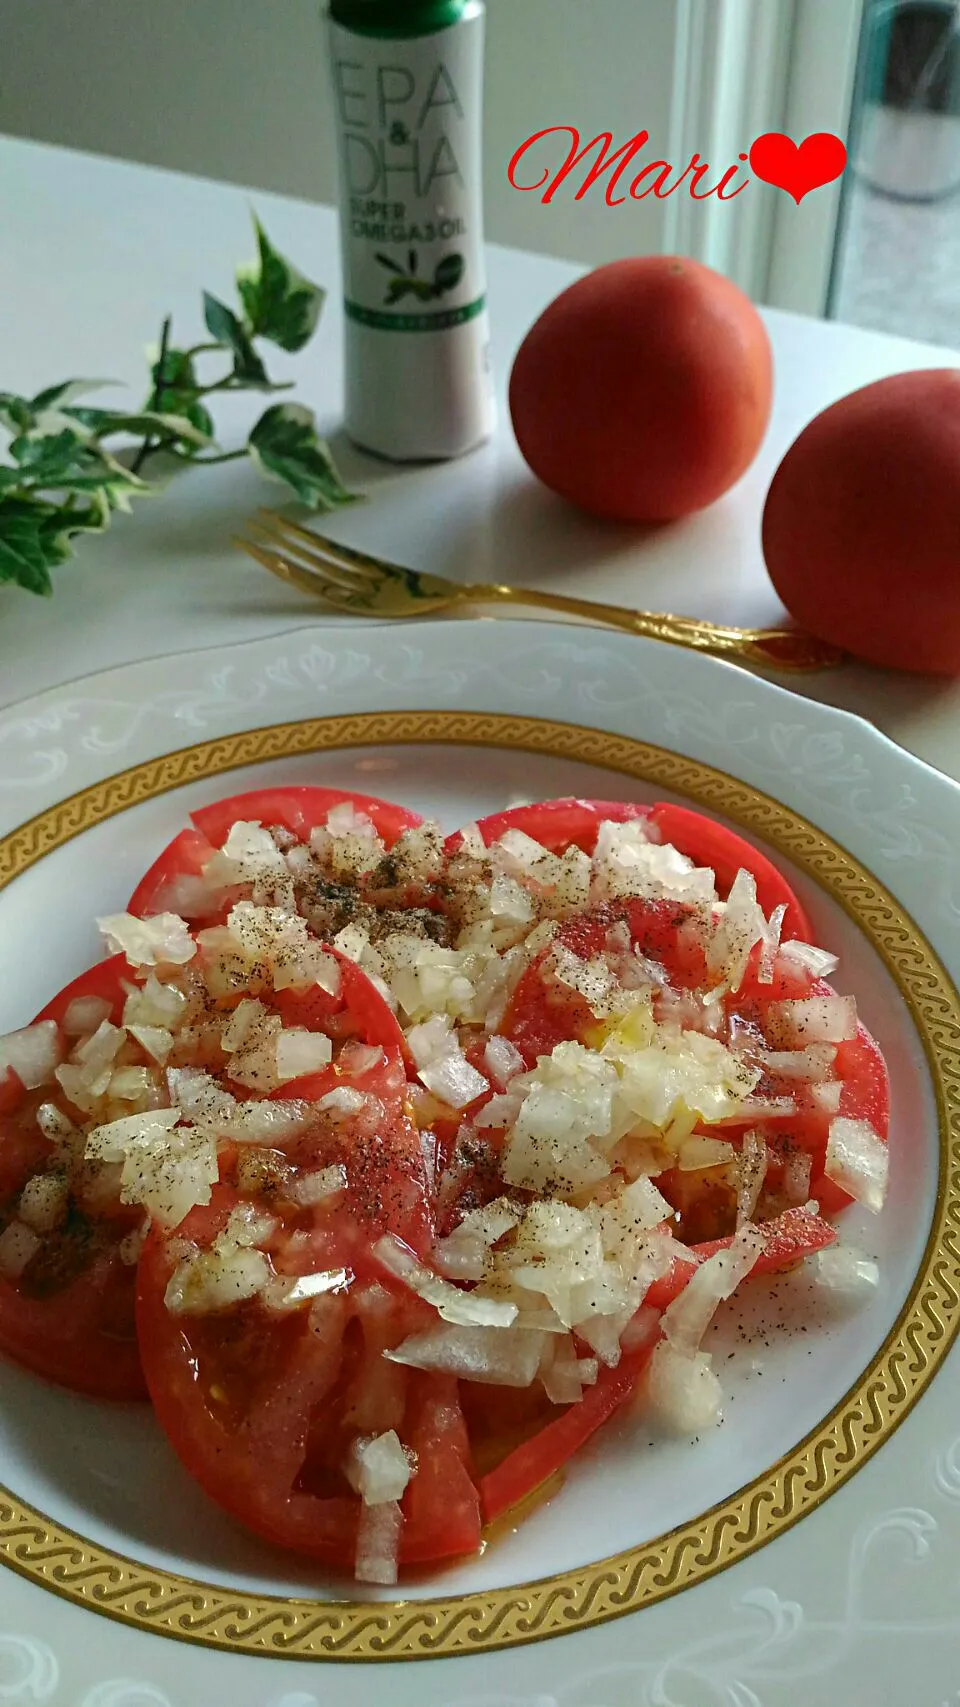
<box><xmin>508</xmin><ymin>256</ymin><xmax>773</xmax><ymax>523</ymax></box>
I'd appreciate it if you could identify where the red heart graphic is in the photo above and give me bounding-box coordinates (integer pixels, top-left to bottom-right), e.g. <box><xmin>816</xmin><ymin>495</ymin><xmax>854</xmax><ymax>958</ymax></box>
<box><xmin>748</xmin><ymin>132</ymin><xmax>847</xmax><ymax>203</ymax></box>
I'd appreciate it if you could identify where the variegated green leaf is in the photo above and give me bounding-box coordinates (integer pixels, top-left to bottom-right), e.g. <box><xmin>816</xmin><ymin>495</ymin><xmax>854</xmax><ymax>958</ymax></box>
<box><xmin>248</xmin><ymin>403</ymin><xmax>356</xmax><ymax>511</ymax></box>
<box><xmin>237</xmin><ymin>220</ymin><xmax>325</xmax><ymax>353</ymax></box>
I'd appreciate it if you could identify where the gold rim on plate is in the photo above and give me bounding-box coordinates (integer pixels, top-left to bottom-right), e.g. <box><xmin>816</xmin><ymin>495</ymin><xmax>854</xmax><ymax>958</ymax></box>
<box><xmin>1</xmin><ymin>710</ymin><xmax>958</xmax><ymax>1663</ymax></box>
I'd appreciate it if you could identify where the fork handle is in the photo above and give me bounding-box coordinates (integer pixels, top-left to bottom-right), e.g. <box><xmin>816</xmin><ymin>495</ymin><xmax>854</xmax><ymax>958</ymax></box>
<box><xmin>466</xmin><ymin>583</ymin><xmax>842</xmax><ymax>672</ymax></box>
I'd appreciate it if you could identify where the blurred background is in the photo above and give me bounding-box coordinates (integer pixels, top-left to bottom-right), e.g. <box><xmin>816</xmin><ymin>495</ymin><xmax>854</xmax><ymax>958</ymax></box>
<box><xmin>2</xmin><ymin>0</ymin><xmax>958</xmax><ymax>347</ymax></box>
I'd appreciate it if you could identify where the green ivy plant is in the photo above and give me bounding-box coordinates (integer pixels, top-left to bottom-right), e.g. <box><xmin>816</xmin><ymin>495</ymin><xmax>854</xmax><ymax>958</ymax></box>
<box><xmin>0</xmin><ymin>218</ymin><xmax>354</xmax><ymax>597</ymax></box>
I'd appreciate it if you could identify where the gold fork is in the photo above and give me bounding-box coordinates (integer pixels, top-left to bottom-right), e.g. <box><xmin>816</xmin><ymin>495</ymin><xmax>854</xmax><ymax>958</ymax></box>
<box><xmin>237</xmin><ymin>510</ymin><xmax>842</xmax><ymax>673</ymax></box>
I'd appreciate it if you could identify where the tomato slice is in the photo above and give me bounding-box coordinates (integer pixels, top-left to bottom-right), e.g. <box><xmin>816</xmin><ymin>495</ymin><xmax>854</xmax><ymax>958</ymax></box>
<box><xmin>457</xmin><ymin>797</ymin><xmax>811</xmax><ymax>941</ymax></box>
<box><xmin>128</xmin><ymin>786</ymin><xmax>424</xmax><ymax>921</ymax></box>
<box><xmin>136</xmin><ymin>1179</ymin><xmax>480</xmax><ymax>1571</ymax></box>
<box><xmin>0</xmin><ymin>918</ymin><xmax>416</xmax><ymax>1401</ymax></box>
<box><xmin>0</xmin><ymin>954</ymin><xmax>145</xmax><ymax>1399</ymax></box>
<box><xmin>479</xmin><ymin>1340</ymin><xmax>653</xmax><ymax>1523</ymax></box>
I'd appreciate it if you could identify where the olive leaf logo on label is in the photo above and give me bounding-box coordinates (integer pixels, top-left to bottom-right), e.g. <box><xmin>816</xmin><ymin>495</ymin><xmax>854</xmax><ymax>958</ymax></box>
<box><xmin>375</xmin><ymin>249</ymin><xmax>465</xmax><ymax>306</ymax></box>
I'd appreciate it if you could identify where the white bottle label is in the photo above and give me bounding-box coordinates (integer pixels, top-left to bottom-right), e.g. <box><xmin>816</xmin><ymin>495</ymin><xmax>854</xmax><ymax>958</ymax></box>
<box><xmin>330</xmin><ymin>13</ymin><xmax>486</xmax><ymax>336</ymax></box>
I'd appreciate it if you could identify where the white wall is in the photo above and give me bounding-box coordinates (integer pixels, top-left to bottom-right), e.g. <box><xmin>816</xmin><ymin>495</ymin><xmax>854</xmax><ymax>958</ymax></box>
<box><xmin>0</xmin><ymin>0</ymin><xmax>680</xmax><ymax>265</ymax></box>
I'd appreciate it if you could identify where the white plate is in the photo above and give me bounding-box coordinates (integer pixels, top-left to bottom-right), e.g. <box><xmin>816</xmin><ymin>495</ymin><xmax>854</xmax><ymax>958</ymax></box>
<box><xmin>0</xmin><ymin>619</ymin><xmax>959</xmax><ymax>1707</ymax></box>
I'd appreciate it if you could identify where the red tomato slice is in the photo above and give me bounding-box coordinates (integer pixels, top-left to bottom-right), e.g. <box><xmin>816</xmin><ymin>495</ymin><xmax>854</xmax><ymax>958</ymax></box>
<box><xmin>128</xmin><ymin>787</ymin><xmax>423</xmax><ymax>921</ymax></box>
<box><xmin>0</xmin><ymin>926</ymin><xmax>415</xmax><ymax>1399</ymax></box>
<box><xmin>0</xmin><ymin>954</ymin><xmax>145</xmax><ymax>1399</ymax></box>
<box><xmin>479</xmin><ymin>1340</ymin><xmax>653</xmax><ymax>1523</ymax></box>
<box><xmin>136</xmin><ymin>1185</ymin><xmax>479</xmax><ymax>1571</ymax></box>
<box><xmin>643</xmin><ymin>1206</ymin><xmax>838</xmax><ymax>1313</ymax></box>
<box><xmin>456</xmin><ymin>797</ymin><xmax>811</xmax><ymax>941</ymax></box>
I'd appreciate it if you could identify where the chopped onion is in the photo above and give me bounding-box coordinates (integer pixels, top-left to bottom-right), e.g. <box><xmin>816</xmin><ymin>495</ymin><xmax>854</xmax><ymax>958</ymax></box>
<box><xmin>778</xmin><ymin>939</ymin><xmax>840</xmax><ymax>979</ymax></box>
<box><xmin>35</xmin><ymin>1103</ymin><xmax>77</xmax><ymax>1145</ymax></box>
<box><xmin>85</xmin><ymin>1108</ymin><xmax>181</xmax><ymax>1163</ymax></box>
<box><xmin>373</xmin><ymin>1234</ymin><xmax>517</xmax><ymax>1327</ymax></box>
<box><xmin>150</xmin><ymin>872</ymin><xmax>224</xmax><ymax>920</ymax></box>
<box><xmin>325</xmin><ymin>801</ymin><xmax>377</xmax><ymax>840</ymax></box>
<box><xmin>661</xmin><ymin>1223</ymin><xmax>764</xmax><ymax>1355</ymax></box>
<box><xmin>288</xmin><ymin>1164</ymin><xmax>347</xmax><ymax>1206</ymax></box>
<box><xmin>761</xmin><ymin>1044</ymin><xmax>836</xmax><ymax>1082</ymax></box>
<box><xmin>483</xmin><ymin>1034</ymin><xmax>524</xmax><ymax>1090</ymax></box>
<box><xmin>757</xmin><ymin>904</ymin><xmax>787</xmax><ymax>984</ymax></box>
<box><xmin>736</xmin><ymin>1131</ymin><xmax>768</xmax><ymax>1228</ymax></box>
<box><xmin>406</xmin><ymin>1015</ymin><xmax>488</xmax><ymax>1109</ymax></box>
<box><xmin>220</xmin><ymin>999</ymin><xmax>268</xmax><ymax>1054</ymax></box>
<box><xmin>539</xmin><ymin>1334</ymin><xmax>598</xmax><ymax>1404</ymax></box>
<box><xmin>811</xmin><ymin>1244</ymin><xmax>880</xmax><ymax>1292</ymax></box>
<box><xmin>19</xmin><ymin>1174</ymin><xmax>67</xmax><ymax>1235</ymax></box>
<box><xmin>165</xmin><ymin>1243</ymin><xmax>271</xmax><ymax>1313</ymax></box>
<box><xmin>706</xmin><ymin>868</ymin><xmax>768</xmax><ymax>992</ymax></box>
<box><xmin>346</xmin><ymin>1430</ymin><xmax>417</xmax><ymax>1505</ymax></box>
<box><xmin>433</xmin><ymin>1198</ymin><xmax>521</xmax><ymax>1280</ymax></box>
<box><xmin>62</xmin><ymin>996</ymin><xmax>112</xmax><ymax>1037</ymax></box>
<box><xmin>592</xmin><ymin>821</ymin><xmax>716</xmax><ymax>906</ymax></box>
<box><xmin>711</xmin><ymin>1096</ymin><xmax>797</xmax><ymax>1125</ymax></box>
<box><xmin>782</xmin><ymin>1148</ymin><xmax>813</xmax><ymax>1206</ymax></box>
<box><xmin>275</xmin><ymin>1028</ymin><xmax>332</xmax><ymax>1082</ymax></box>
<box><xmin>215</xmin><ymin>1100</ymin><xmax>313</xmax><ymax>1145</ymax></box>
<box><xmin>107</xmin><ymin>1066</ymin><xmax>161</xmax><ymax>1105</ymax></box>
<box><xmin>811</xmin><ymin>1080</ymin><xmax>843</xmax><ymax>1115</ymax></box>
<box><xmin>264</xmin><ymin>1266</ymin><xmax>352</xmax><ymax>1309</ymax></box>
<box><xmin>127</xmin><ymin>1024</ymin><xmax>175</xmax><ymax>1063</ymax></box>
<box><xmin>355</xmin><ymin>1498</ymin><xmax>402</xmax><ymax>1586</ymax></box>
<box><xmin>97</xmin><ymin>911</ymin><xmax>196</xmax><ymax>967</ymax></box>
<box><xmin>85</xmin><ymin>1109</ymin><xmax>219</xmax><ymax>1228</ymax></box>
<box><xmin>338</xmin><ymin>1042</ymin><xmax>384</xmax><ymax>1078</ymax></box>
<box><xmin>647</xmin><ymin>1341</ymin><xmax>723</xmax><ymax>1432</ymax></box>
<box><xmin>765</xmin><ymin>996</ymin><xmax>857</xmax><ymax>1048</ymax></box>
<box><xmin>825</xmin><ymin>1117</ymin><xmax>888</xmax><ymax>1213</ymax></box>
<box><xmin>677</xmin><ymin>1136</ymin><xmax>736</xmax><ymax>1171</ymax></box>
<box><xmin>122</xmin><ymin>974</ymin><xmax>187</xmax><ymax>1031</ymax></box>
<box><xmin>0</xmin><ymin>1020</ymin><xmax>61</xmax><ymax>1090</ymax></box>
<box><xmin>413</xmin><ymin>1054</ymin><xmax>484</xmax><ymax>1109</ymax></box>
<box><xmin>386</xmin><ymin>1322</ymin><xmax>546</xmax><ymax>1386</ymax></box>
<box><xmin>0</xmin><ymin>1220</ymin><xmax>41</xmax><ymax>1279</ymax></box>
<box><xmin>166</xmin><ymin>1067</ymin><xmax>236</xmax><ymax>1120</ymax></box>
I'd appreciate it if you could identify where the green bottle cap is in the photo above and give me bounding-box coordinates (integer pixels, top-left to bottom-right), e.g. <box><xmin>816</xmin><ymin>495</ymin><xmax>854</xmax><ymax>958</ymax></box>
<box><xmin>328</xmin><ymin>0</ymin><xmax>466</xmax><ymax>37</ymax></box>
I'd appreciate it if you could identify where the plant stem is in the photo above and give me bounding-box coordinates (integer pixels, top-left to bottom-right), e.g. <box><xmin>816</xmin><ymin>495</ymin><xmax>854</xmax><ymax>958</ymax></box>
<box><xmin>188</xmin><ymin>447</ymin><xmax>247</xmax><ymax>467</ymax></box>
<box><xmin>183</xmin><ymin>341</ymin><xmax>224</xmax><ymax>361</ymax></box>
<box><xmin>131</xmin><ymin>314</ymin><xmax>172</xmax><ymax>475</ymax></box>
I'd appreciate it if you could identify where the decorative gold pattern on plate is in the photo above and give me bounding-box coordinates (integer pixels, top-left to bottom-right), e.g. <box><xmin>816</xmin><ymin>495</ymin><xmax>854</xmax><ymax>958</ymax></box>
<box><xmin>1</xmin><ymin>711</ymin><xmax>958</xmax><ymax>1663</ymax></box>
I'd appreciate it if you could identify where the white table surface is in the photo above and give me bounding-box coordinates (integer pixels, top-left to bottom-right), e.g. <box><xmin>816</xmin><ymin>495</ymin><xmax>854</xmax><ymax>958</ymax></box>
<box><xmin>3</xmin><ymin>135</ymin><xmax>960</xmax><ymax>780</ymax></box>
